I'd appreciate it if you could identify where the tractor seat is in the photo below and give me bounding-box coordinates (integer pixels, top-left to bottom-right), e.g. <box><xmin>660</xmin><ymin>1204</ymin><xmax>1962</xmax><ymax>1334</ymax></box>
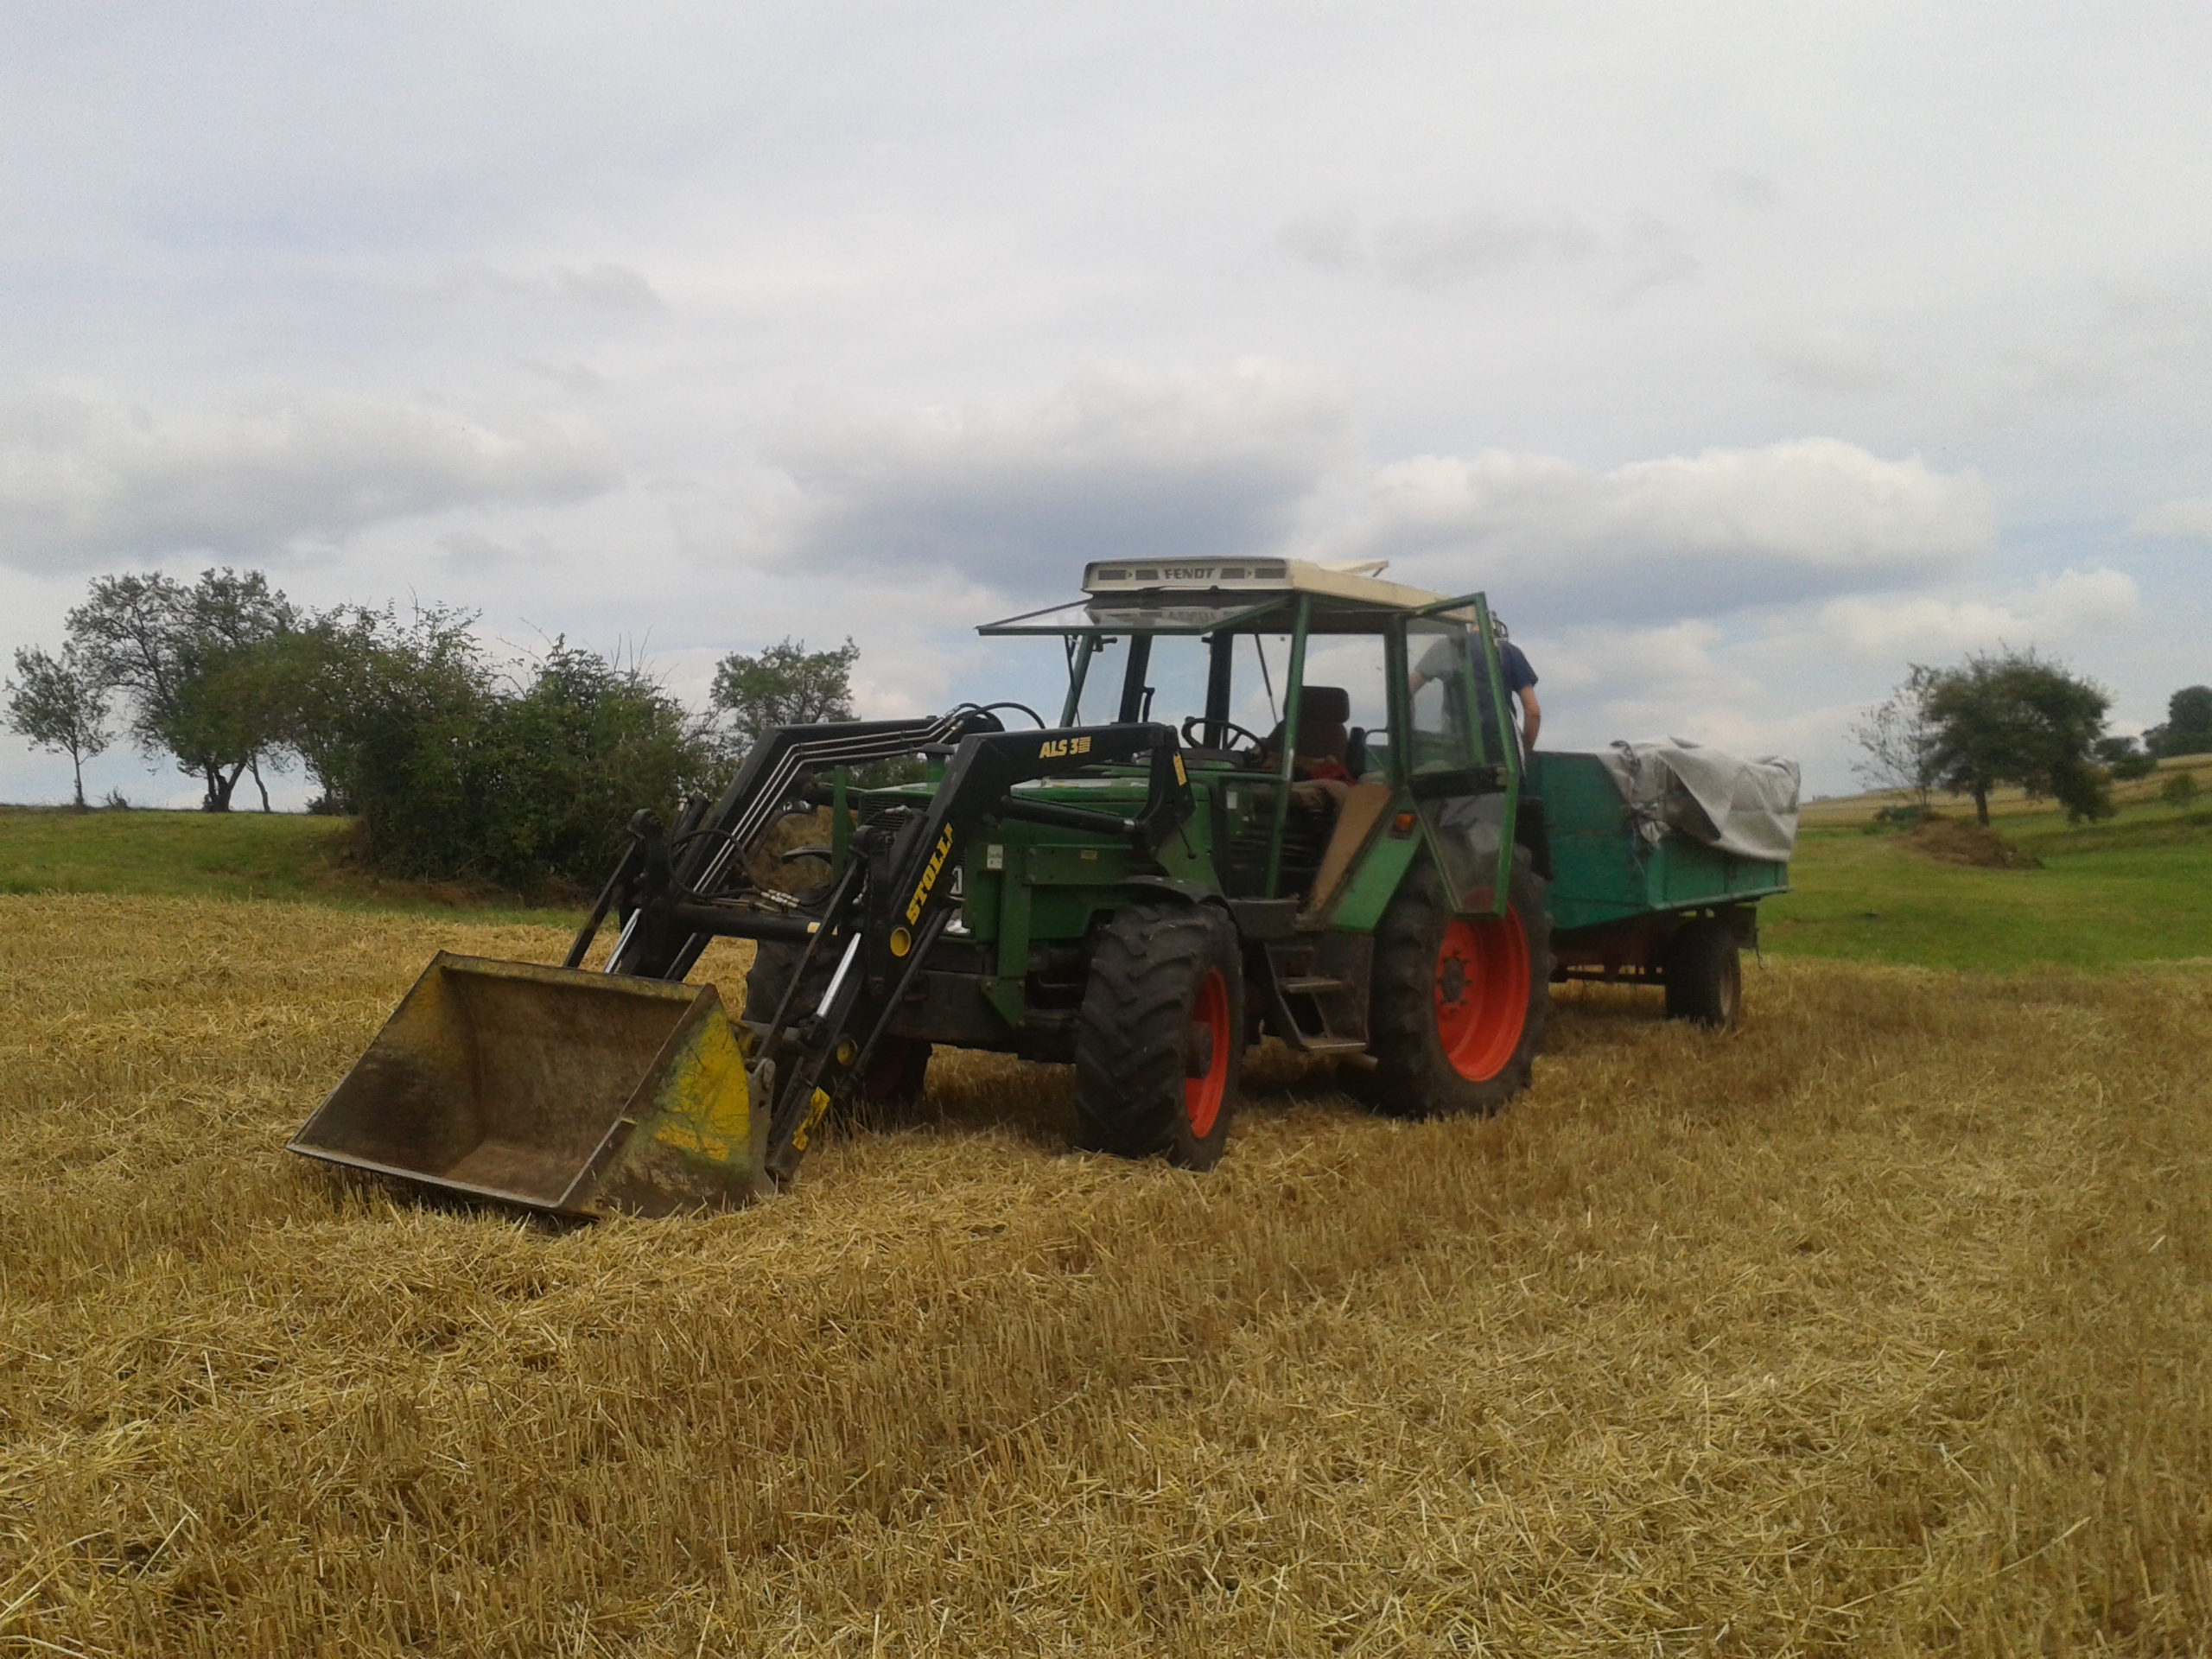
<box><xmin>1257</xmin><ymin>685</ymin><xmax>1351</xmax><ymax>778</ymax></box>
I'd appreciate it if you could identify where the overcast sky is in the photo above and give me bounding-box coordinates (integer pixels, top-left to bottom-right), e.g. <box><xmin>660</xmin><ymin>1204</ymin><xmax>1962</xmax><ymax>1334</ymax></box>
<box><xmin>4</xmin><ymin>2</ymin><xmax>2209</xmax><ymax>805</ymax></box>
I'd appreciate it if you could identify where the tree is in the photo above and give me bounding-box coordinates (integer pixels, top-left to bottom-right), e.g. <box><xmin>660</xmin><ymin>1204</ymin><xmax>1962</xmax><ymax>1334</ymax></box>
<box><xmin>2094</xmin><ymin>734</ymin><xmax>2159</xmax><ymax>782</ymax></box>
<box><xmin>1916</xmin><ymin>648</ymin><xmax>2113</xmax><ymax>824</ymax></box>
<box><xmin>5</xmin><ymin>644</ymin><xmax>113</xmax><ymax>807</ymax></box>
<box><xmin>2145</xmin><ymin>685</ymin><xmax>2212</xmax><ymax>759</ymax></box>
<box><xmin>709</xmin><ymin>637</ymin><xmax>859</xmax><ymax>757</ymax></box>
<box><xmin>269</xmin><ymin>601</ymin><xmax>492</xmax><ymax>823</ymax></box>
<box><xmin>1848</xmin><ymin>683</ymin><xmax>1936</xmax><ymax>804</ymax></box>
<box><xmin>65</xmin><ymin>569</ymin><xmax>301</xmax><ymax>810</ymax></box>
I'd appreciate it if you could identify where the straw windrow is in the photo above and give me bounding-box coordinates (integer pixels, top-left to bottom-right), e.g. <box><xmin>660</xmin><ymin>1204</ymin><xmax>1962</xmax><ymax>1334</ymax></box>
<box><xmin>3</xmin><ymin>894</ymin><xmax>2208</xmax><ymax>1654</ymax></box>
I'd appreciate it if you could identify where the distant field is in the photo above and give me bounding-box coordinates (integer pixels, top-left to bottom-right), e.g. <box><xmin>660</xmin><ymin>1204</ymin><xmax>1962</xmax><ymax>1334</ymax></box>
<box><xmin>10</xmin><ymin>755</ymin><xmax>2212</xmax><ymax>978</ymax></box>
<box><xmin>1768</xmin><ymin>754</ymin><xmax>2212</xmax><ymax>972</ymax></box>
<box><xmin>0</xmin><ymin>806</ymin><xmax>575</xmax><ymax>924</ymax></box>
<box><xmin>3</xmin><ymin>894</ymin><xmax>2208</xmax><ymax>1655</ymax></box>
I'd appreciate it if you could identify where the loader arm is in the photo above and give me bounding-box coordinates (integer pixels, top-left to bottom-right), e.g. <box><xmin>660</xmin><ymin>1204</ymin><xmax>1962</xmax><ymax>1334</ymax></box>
<box><xmin>754</xmin><ymin>721</ymin><xmax>1193</xmax><ymax>1184</ymax></box>
<box><xmin>575</xmin><ymin>709</ymin><xmax>999</xmax><ymax>982</ymax></box>
<box><xmin>556</xmin><ymin>709</ymin><xmax>1191</xmax><ymax>1187</ymax></box>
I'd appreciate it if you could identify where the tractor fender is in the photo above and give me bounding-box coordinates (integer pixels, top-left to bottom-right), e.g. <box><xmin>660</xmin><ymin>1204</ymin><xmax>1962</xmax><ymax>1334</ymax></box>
<box><xmin>1118</xmin><ymin>874</ymin><xmax>1224</xmax><ymax>909</ymax></box>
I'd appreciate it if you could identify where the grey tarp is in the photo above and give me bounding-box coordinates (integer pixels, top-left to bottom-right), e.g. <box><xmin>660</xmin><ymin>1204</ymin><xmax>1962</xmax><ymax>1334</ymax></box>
<box><xmin>1595</xmin><ymin>739</ymin><xmax>1801</xmax><ymax>864</ymax></box>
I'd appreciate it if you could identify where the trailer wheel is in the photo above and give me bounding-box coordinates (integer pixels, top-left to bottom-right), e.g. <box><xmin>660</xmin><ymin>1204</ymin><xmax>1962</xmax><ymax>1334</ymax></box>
<box><xmin>1663</xmin><ymin>918</ymin><xmax>1741</xmax><ymax>1028</ymax></box>
<box><xmin>1073</xmin><ymin>902</ymin><xmax>1244</xmax><ymax>1170</ymax></box>
<box><xmin>1359</xmin><ymin>848</ymin><xmax>1550</xmax><ymax>1117</ymax></box>
<box><xmin>744</xmin><ymin>942</ymin><xmax>931</xmax><ymax>1110</ymax></box>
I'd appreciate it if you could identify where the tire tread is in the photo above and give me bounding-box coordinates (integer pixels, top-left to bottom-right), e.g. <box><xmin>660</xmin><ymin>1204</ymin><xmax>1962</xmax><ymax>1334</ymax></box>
<box><xmin>1358</xmin><ymin>847</ymin><xmax>1551</xmax><ymax>1118</ymax></box>
<box><xmin>1072</xmin><ymin>904</ymin><xmax>1243</xmax><ymax>1168</ymax></box>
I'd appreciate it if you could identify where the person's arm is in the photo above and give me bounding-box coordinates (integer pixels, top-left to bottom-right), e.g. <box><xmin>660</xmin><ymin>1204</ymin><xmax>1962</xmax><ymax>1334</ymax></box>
<box><xmin>1517</xmin><ymin>685</ymin><xmax>1541</xmax><ymax>755</ymax></box>
<box><xmin>1408</xmin><ymin>633</ymin><xmax>1459</xmax><ymax>699</ymax></box>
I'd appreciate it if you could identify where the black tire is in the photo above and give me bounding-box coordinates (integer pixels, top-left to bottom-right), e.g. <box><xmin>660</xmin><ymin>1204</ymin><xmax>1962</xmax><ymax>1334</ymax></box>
<box><xmin>743</xmin><ymin>939</ymin><xmax>931</xmax><ymax>1112</ymax></box>
<box><xmin>1663</xmin><ymin>918</ymin><xmax>1741</xmax><ymax>1028</ymax></box>
<box><xmin>1357</xmin><ymin>847</ymin><xmax>1550</xmax><ymax>1118</ymax></box>
<box><xmin>1072</xmin><ymin>903</ymin><xmax>1244</xmax><ymax>1170</ymax></box>
<box><xmin>741</xmin><ymin>937</ymin><xmax>827</xmax><ymax>1028</ymax></box>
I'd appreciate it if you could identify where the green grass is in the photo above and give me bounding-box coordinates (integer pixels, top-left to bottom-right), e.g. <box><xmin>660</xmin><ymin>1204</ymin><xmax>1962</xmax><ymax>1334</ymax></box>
<box><xmin>0</xmin><ymin>807</ymin><xmax>578</xmax><ymax>925</ymax></box>
<box><xmin>1764</xmin><ymin>797</ymin><xmax>2212</xmax><ymax>972</ymax></box>
<box><xmin>8</xmin><ymin>780</ymin><xmax>2210</xmax><ymax>974</ymax></box>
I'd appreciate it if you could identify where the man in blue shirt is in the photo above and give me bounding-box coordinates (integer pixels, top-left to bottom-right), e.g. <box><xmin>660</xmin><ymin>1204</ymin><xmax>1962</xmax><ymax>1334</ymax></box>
<box><xmin>1408</xmin><ymin>617</ymin><xmax>1541</xmax><ymax>757</ymax></box>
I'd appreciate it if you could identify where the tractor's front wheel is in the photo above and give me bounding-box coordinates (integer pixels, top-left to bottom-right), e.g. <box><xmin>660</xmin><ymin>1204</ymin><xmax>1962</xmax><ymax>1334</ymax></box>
<box><xmin>1358</xmin><ymin>848</ymin><xmax>1550</xmax><ymax>1118</ymax></box>
<box><xmin>1073</xmin><ymin>902</ymin><xmax>1244</xmax><ymax>1170</ymax></box>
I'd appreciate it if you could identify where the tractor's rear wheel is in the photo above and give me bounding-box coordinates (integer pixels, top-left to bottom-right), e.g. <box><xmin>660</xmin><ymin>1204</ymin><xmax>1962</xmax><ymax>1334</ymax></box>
<box><xmin>743</xmin><ymin>940</ymin><xmax>932</xmax><ymax>1112</ymax></box>
<box><xmin>1073</xmin><ymin>902</ymin><xmax>1244</xmax><ymax>1170</ymax></box>
<box><xmin>1357</xmin><ymin>848</ymin><xmax>1550</xmax><ymax>1118</ymax></box>
<box><xmin>1663</xmin><ymin>918</ymin><xmax>1741</xmax><ymax>1028</ymax></box>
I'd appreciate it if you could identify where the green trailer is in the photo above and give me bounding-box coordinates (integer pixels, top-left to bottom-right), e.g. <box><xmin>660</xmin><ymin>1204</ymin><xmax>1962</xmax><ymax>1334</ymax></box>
<box><xmin>1529</xmin><ymin>748</ymin><xmax>1793</xmax><ymax>1027</ymax></box>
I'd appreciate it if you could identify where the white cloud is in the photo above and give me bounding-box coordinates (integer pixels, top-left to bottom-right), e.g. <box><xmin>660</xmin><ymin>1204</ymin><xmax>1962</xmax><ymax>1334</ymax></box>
<box><xmin>1816</xmin><ymin>566</ymin><xmax>2142</xmax><ymax>661</ymax></box>
<box><xmin>1518</xmin><ymin>617</ymin><xmax>1815</xmax><ymax>758</ymax></box>
<box><xmin>1535</xmin><ymin>617</ymin><xmax>1732</xmax><ymax>696</ymax></box>
<box><xmin>1321</xmin><ymin>439</ymin><xmax>1994</xmax><ymax>622</ymax></box>
<box><xmin>753</xmin><ymin>359</ymin><xmax>1349</xmax><ymax>596</ymax></box>
<box><xmin>0</xmin><ymin>391</ymin><xmax>620</xmax><ymax>572</ymax></box>
<box><xmin>2132</xmin><ymin>496</ymin><xmax>2212</xmax><ymax>543</ymax></box>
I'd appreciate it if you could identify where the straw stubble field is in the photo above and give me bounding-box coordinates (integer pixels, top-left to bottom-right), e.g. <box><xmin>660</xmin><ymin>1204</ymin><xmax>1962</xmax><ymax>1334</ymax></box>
<box><xmin>3</xmin><ymin>894</ymin><xmax>2209</xmax><ymax>1656</ymax></box>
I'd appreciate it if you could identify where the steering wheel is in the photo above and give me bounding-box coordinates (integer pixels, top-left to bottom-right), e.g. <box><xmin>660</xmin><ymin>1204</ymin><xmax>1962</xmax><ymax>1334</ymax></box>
<box><xmin>1180</xmin><ymin>715</ymin><xmax>1268</xmax><ymax>753</ymax></box>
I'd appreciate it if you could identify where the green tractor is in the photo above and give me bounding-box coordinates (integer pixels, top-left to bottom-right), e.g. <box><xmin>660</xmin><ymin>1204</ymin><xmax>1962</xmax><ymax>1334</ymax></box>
<box><xmin>291</xmin><ymin>558</ymin><xmax>1558</xmax><ymax>1214</ymax></box>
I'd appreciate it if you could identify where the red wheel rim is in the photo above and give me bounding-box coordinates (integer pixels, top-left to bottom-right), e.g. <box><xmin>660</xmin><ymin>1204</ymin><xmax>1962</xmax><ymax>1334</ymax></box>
<box><xmin>1433</xmin><ymin>910</ymin><xmax>1530</xmax><ymax>1082</ymax></box>
<box><xmin>1185</xmin><ymin>969</ymin><xmax>1231</xmax><ymax>1137</ymax></box>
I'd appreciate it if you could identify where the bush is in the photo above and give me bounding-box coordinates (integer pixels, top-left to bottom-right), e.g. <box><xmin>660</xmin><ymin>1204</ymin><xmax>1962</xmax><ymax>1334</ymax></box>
<box><xmin>289</xmin><ymin>610</ymin><xmax>718</xmax><ymax>896</ymax></box>
<box><xmin>471</xmin><ymin>644</ymin><xmax>718</xmax><ymax>892</ymax></box>
<box><xmin>2095</xmin><ymin>734</ymin><xmax>2158</xmax><ymax>781</ymax></box>
<box><xmin>1867</xmin><ymin>802</ymin><xmax>1938</xmax><ymax>832</ymax></box>
<box><xmin>2162</xmin><ymin>772</ymin><xmax>2200</xmax><ymax>808</ymax></box>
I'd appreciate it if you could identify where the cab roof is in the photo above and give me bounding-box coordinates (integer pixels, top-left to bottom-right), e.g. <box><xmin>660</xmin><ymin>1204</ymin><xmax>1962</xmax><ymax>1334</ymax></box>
<box><xmin>977</xmin><ymin>557</ymin><xmax>1482</xmax><ymax>637</ymax></box>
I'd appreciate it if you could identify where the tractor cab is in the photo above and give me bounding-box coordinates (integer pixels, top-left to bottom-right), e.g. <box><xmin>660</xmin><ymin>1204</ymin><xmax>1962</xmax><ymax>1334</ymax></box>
<box><xmin>979</xmin><ymin>556</ymin><xmax>1529</xmax><ymax>927</ymax></box>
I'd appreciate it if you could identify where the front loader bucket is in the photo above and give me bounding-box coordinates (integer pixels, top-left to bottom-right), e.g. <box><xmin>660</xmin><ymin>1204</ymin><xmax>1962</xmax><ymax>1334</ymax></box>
<box><xmin>290</xmin><ymin>953</ymin><xmax>771</xmax><ymax>1218</ymax></box>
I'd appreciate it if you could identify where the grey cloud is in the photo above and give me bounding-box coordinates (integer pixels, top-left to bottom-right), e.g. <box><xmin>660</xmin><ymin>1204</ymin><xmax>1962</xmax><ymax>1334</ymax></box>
<box><xmin>514</xmin><ymin>359</ymin><xmax>608</xmax><ymax>396</ymax></box>
<box><xmin>2133</xmin><ymin>496</ymin><xmax>2212</xmax><ymax>543</ymax></box>
<box><xmin>437</xmin><ymin>529</ymin><xmax>520</xmax><ymax>571</ymax></box>
<box><xmin>1283</xmin><ymin>207</ymin><xmax>1597</xmax><ymax>287</ymax></box>
<box><xmin>1279</xmin><ymin>205</ymin><xmax>1713</xmax><ymax>295</ymax></box>
<box><xmin>1764</xmin><ymin>329</ymin><xmax>1897</xmax><ymax>394</ymax></box>
<box><xmin>1374</xmin><ymin>211</ymin><xmax>1598</xmax><ymax>288</ymax></box>
<box><xmin>429</xmin><ymin>261</ymin><xmax>665</xmax><ymax>314</ymax></box>
<box><xmin>0</xmin><ymin>391</ymin><xmax>620</xmax><ymax>572</ymax></box>
<box><xmin>1713</xmin><ymin>170</ymin><xmax>1780</xmax><ymax>211</ymax></box>
<box><xmin>757</xmin><ymin>360</ymin><xmax>1351</xmax><ymax>597</ymax></box>
<box><xmin>1614</xmin><ymin>217</ymin><xmax>1700</xmax><ymax>304</ymax></box>
<box><xmin>1277</xmin><ymin>212</ymin><xmax>1362</xmax><ymax>272</ymax></box>
<box><xmin>1320</xmin><ymin>439</ymin><xmax>1995</xmax><ymax>625</ymax></box>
